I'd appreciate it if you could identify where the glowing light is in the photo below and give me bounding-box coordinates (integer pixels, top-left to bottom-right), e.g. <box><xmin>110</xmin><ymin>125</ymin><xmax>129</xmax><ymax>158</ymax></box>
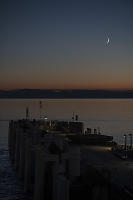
<box><xmin>106</xmin><ymin>37</ymin><xmax>110</xmax><ymax>44</ymax></box>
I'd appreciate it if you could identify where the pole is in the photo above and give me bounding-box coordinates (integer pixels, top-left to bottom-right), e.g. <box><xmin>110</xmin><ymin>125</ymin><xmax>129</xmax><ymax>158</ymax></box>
<box><xmin>39</xmin><ymin>101</ymin><xmax>42</xmax><ymax>119</ymax></box>
<box><xmin>129</xmin><ymin>134</ymin><xmax>132</xmax><ymax>150</ymax></box>
<box><xmin>72</xmin><ymin>112</ymin><xmax>74</xmax><ymax>122</ymax></box>
<box><xmin>124</xmin><ymin>134</ymin><xmax>127</xmax><ymax>158</ymax></box>
<box><xmin>26</xmin><ymin>107</ymin><xmax>29</xmax><ymax>119</ymax></box>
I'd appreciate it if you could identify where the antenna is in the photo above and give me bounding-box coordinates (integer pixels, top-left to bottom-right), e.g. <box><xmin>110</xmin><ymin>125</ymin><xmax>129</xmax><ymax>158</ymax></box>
<box><xmin>26</xmin><ymin>107</ymin><xmax>29</xmax><ymax>119</ymax></box>
<box><xmin>72</xmin><ymin>112</ymin><xmax>75</xmax><ymax>121</ymax></box>
<box><xmin>39</xmin><ymin>101</ymin><xmax>42</xmax><ymax>119</ymax></box>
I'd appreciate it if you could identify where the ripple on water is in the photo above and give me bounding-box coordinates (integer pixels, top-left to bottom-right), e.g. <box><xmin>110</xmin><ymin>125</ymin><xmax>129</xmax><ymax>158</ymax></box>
<box><xmin>0</xmin><ymin>147</ymin><xmax>33</xmax><ymax>200</ymax></box>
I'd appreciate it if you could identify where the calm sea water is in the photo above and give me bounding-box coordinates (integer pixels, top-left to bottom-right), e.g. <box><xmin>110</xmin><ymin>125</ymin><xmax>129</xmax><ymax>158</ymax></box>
<box><xmin>1</xmin><ymin>98</ymin><xmax>133</xmax><ymax>145</ymax></box>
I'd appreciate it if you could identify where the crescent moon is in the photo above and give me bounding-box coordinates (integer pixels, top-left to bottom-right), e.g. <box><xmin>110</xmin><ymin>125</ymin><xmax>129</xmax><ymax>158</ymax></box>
<box><xmin>107</xmin><ymin>37</ymin><xmax>110</xmax><ymax>44</ymax></box>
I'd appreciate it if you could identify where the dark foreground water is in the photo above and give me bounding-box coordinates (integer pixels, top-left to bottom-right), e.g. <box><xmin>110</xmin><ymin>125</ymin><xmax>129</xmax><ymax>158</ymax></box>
<box><xmin>0</xmin><ymin>147</ymin><xmax>33</xmax><ymax>200</ymax></box>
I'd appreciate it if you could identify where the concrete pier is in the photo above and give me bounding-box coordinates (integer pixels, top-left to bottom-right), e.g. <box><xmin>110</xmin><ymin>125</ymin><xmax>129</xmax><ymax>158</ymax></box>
<box><xmin>8</xmin><ymin>120</ymin><xmax>81</xmax><ymax>200</ymax></box>
<box><xmin>18</xmin><ymin>129</ymin><xmax>26</xmax><ymax>178</ymax></box>
<box><xmin>8</xmin><ymin>120</ymin><xmax>120</xmax><ymax>200</ymax></box>
<box><xmin>24</xmin><ymin>138</ymin><xmax>33</xmax><ymax>192</ymax></box>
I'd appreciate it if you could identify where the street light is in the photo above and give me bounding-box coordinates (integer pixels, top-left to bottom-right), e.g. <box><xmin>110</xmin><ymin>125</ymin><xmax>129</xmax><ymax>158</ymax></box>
<box><xmin>129</xmin><ymin>133</ymin><xmax>132</xmax><ymax>150</ymax></box>
<box><xmin>124</xmin><ymin>134</ymin><xmax>127</xmax><ymax>158</ymax></box>
<box><xmin>124</xmin><ymin>134</ymin><xmax>127</xmax><ymax>150</ymax></box>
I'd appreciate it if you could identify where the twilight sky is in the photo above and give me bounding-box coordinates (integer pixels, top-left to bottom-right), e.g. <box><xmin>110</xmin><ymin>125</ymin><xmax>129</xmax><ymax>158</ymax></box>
<box><xmin>0</xmin><ymin>0</ymin><xmax>133</xmax><ymax>90</ymax></box>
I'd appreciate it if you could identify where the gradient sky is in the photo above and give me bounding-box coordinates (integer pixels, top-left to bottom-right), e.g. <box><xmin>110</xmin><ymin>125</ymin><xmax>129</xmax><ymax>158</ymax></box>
<box><xmin>0</xmin><ymin>0</ymin><xmax>133</xmax><ymax>90</ymax></box>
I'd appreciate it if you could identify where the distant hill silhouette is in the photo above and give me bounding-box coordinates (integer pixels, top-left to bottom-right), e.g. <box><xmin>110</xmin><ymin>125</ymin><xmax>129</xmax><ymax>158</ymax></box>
<box><xmin>0</xmin><ymin>89</ymin><xmax>133</xmax><ymax>98</ymax></box>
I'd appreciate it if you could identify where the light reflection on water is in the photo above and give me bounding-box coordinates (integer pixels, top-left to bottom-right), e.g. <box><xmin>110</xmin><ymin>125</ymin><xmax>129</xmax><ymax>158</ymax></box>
<box><xmin>0</xmin><ymin>147</ymin><xmax>33</xmax><ymax>200</ymax></box>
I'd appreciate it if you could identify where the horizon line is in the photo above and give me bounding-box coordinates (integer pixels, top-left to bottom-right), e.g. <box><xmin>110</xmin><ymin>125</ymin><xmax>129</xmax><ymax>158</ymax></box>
<box><xmin>1</xmin><ymin>88</ymin><xmax>133</xmax><ymax>91</ymax></box>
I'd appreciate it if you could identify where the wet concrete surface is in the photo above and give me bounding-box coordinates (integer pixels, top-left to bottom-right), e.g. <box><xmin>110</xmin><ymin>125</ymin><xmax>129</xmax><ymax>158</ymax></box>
<box><xmin>81</xmin><ymin>145</ymin><xmax>133</xmax><ymax>188</ymax></box>
<box><xmin>0</xmin><ymin>147</ymin><xmax>33</xmax><ymax>200</ymax></box>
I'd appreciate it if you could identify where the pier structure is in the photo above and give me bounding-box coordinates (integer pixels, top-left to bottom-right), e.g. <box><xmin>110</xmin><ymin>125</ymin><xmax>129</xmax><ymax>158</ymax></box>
<box><xmin>8</xmin><ymin>119</ymin><xmax>123</xmax><ymax>200</ymax></box>
<box><xmin>8</xmin><ymin>120</ymin><xmax>80</xmax><ymax>200</ymax></box>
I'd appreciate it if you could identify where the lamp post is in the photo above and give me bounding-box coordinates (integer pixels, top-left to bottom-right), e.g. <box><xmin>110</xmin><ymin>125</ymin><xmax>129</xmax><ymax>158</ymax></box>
<box><xmin>26</xmin><ymin>107</ymin><xmax>29</xmax><ymax>120</ymax></box>
<box><xmin>124</xmin><ymin>134</ymin><xmax>127</xmax><ymax>158</ymax></box>
<box><xmin>129</xmin><ymin>133</ymin><xmax>132</xmax><ymax>150</ymax></box>
<box><xmin>39</xmin><ymin>101</ymin><xmax>42</xmax><ymax>119</ymax></box>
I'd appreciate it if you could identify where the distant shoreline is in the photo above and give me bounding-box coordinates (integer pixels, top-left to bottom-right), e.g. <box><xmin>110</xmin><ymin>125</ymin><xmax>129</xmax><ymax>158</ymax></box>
<box><xmin>1</xmin><ymin>97</ymin><xmax>133</xmax><ymax>99</ymax></box>
<box><xmin>1</xmin><ymin>89</ymin><xmax>133</xmax><ymax>99</ymax></box>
